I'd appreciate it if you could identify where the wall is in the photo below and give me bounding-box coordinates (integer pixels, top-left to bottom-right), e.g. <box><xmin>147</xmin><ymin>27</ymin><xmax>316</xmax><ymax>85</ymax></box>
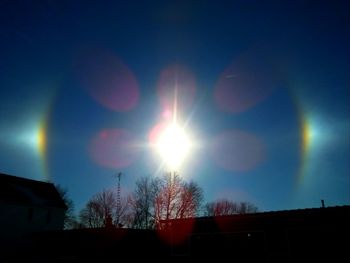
<box><xmin>0</xmin><ymin>203</ymin><xmax>65</xmax><ymax>241</ymax></box>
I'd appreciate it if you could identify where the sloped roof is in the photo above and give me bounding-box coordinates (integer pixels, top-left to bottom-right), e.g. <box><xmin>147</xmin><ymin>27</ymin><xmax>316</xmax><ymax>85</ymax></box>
<box><xmin>0</xmin><ymin>172</ymin><xmax>67</xmax><ymax>209</ymax></box>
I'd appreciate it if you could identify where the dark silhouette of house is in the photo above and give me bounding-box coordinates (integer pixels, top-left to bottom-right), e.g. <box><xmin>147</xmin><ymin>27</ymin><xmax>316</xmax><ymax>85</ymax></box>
<box><xmin>0</xmin><ymin>172</ymin><xmax>67</xmax><ymax>244</ymax></box>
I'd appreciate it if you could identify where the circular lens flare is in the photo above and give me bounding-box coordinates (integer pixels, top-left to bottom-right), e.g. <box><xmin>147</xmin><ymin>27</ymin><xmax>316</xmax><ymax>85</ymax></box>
<box><xmin>214</xmin><ymin>52</ymin><xmax>281</xmax><ymax>113</ymax></box>
<box><xmin>211</xmin><ymin>130</ymin><xmax>265</xmax><ymax>172</ymax></box>
<box><xmin>75</xmin><ymin>48</ymin><xmax>139</xmax><ymax>111</ymax></box>
<box><xmin>89</xmin><ymin>129</ymin><xmax>139</xmax><ymax>169</ymax></box>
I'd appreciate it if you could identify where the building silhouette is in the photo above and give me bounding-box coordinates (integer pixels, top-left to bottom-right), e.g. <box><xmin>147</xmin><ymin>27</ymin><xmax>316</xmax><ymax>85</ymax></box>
<box><xmin>0</xmin><ymin>173</ymin><xmax>67</xmax><ymax>244</ymax></box>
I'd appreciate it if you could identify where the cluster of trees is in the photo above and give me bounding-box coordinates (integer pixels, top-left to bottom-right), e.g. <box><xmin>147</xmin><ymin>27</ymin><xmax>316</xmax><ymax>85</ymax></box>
<box><xmin>60</xmin><ymin>173</ymin><xmax>258</xmax><ymax>230</ymax></box>
<box><xmin>205</xmin><ymin>199</ymin><xmax>258</xmax><ymax>216</ymax></box>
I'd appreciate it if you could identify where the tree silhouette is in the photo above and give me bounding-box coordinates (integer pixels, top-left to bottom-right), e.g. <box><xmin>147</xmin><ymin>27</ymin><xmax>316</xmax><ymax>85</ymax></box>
<box><xmin>154</xmin><ymin>173</ymin><xmax>203</xmax><ymax>226</ymax></box>
<box><xmin>125</xmin><ymin>174</ymin><xmax>203</xmax><ymax>229</ymax></box>
<box><xmin>127</xmin><ymin>176</ymin><xmax>160</xmax><ymax>229</ymax></box>
<box><xmin>79</xmin><ymin>189</ymin><xmax>129</xmax><ymax>228</ymax></box>
<box><xmin>77</xmin><ymin>176</ymin><xmax>259</xmax><ymax>229</ymax></box>
<box><xmin>80</xmin><ymin>199</ymin><xmax>105</xmax><ymax>228</ymax></box>
<box><xmin>204</xmin><ymin>199</ymin><xmax>258</xmax><ymax>216</ymax></box>
<box><xmin>55</xmin><ymin>184</ymin><xmax>77</xmax><ymax>229</ymax></box>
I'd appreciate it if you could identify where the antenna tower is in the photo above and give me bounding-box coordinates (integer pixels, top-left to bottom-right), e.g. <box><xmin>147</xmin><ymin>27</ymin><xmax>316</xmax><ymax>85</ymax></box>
<box><xmin>116</xmin><ymin>172</ymin><xmax>122</xmax><ymax>226</ymax></box>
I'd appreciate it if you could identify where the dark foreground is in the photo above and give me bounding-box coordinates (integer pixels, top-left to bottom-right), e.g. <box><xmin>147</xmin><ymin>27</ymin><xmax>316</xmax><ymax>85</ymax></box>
<box><xmin>1</xmin><ymin>206</ymin><xmax>349</xmax><ymax>263</ymax></box>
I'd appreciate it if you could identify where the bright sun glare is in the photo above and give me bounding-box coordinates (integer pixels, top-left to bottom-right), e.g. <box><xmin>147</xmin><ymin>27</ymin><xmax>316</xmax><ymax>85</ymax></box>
<box><xmin>156</xmin><ymin>123</ymin><xmax>191</xmax><ymax>170</ymax></box>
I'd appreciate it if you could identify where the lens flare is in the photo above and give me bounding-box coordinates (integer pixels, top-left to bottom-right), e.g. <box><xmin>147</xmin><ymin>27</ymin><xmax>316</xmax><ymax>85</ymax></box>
<box><xmin>148</xmin><ymin>122</ymin><xmax>168</xmax><ymax>145</ymax></box>
<box><xmin>157</xmin><ymin>217</ymin><xmax>195</xmax><ymax>246</ymax></box>
<box><xmin>157</xmin><ymin>64</ymin><xmax>196</xmax><ymax>112</ymax></box>
<box><xmin>214</xmin><ymin>52</ymin><xmax>281</xmax><ymax>113</ymax></box>
<box><xmin>75</xmin><ymin>48</ymin><xmax>139</xmax><ymax>111</ymax></box>
<box><xmin>148</xmin><ymin>122</ymin><xmax>193</xmax><ymax>170</ymax></box>
<box><xmin>211</xmin><ymin>130</ymin><xmax>265</xmax><ymax>172</ymax></box>
<box><xmin>89</xmin><ymin>129</ymin><xmax>139</xmax><ymax>169</ymax></box>
<box><xmin>155</xmin><ymin>123</ymin><xmax>192</xmax><ymax>170</ymax></box>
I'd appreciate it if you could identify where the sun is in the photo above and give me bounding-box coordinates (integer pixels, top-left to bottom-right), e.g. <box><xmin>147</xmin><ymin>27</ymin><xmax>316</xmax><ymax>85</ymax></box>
<box><xmin>156</xmin><ymin>123</ymin><xmax>192</xmax><ymax>170</ymax></box>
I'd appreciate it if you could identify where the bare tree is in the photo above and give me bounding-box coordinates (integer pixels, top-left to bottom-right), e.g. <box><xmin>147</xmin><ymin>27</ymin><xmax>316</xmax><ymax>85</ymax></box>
<box><xmin>79</xmin><ymin>199</ymin><xmax>105</xmax><ymax>228</ymax></box>
<box><xmin>154</xmin><ymin>173</ymin><xmax>182</xmax><ymax>223</ymax></box>
<box><xmin>55</xmin><ymin>184</ymin><xmax>77</xmax><ymax>229</ymax></box>
<box><xmin>154</xmin><ymin>173</ymin><xmax>203</xmax><ymax>227</ymax></box>
<box><xmin>120</xmin><ymin>195</ymin><xmax>136</xmax><ymax>228</ymax></box>
<box><xmin>176</xmin><ymin>181</ymin><xmax>203</xmax><ymax>218</ymax></box>
<box><xmin>78</xmin><ymin>174</ymin><xmax>204</xmax><ymax>229</ymax></box>
<box><xmin>95</xmin><ymin>189</ymin><xmax>116</xmax><ymax>221</ymax></box>
<box><xmin>204</xmin><ymin>199</ymin><xmax>237</xmax><ymax>216</ymax></box>
<box><xmin>128</xmin><ymin>176</ymin><xmax>160</xmax><ymax>229</ymax></box>
<box><xmin>204</xmin><ymin>199</ymin><xmax>258</xmax><ymax>216</ymax></box>
<box><xmin>80</xmin><ymin>190</ymin><xmax>128</xmax><ymax>227</ymax></box>
<box><xmin>238</xmin><ymin>201</ymin><xmax>258</xmax><ymax>214</ymax></box>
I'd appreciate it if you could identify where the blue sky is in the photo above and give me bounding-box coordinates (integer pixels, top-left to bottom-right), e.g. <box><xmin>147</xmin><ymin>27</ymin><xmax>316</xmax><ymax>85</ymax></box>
<box><xmin>0</xmin><ymin>0</ymin><xmax>349</xmax><ymax>213</ymax></box>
